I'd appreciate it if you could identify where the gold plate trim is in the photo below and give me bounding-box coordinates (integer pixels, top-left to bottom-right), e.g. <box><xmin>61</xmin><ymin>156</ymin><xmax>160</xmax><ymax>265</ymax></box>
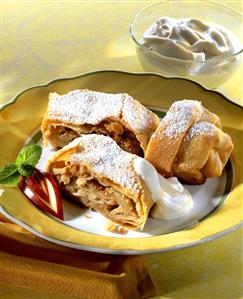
<box><xmin>1</xmin><ymin>70</ymin><xmax>242</xmax><ymax>253</ymax></box>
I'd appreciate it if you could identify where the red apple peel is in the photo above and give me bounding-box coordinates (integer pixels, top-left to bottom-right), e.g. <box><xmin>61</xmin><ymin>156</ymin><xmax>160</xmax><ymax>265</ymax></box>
<box><xmin>18</xmin><ymin>169</ymin><xmax>64</xmax><ymax>221</ymax></box>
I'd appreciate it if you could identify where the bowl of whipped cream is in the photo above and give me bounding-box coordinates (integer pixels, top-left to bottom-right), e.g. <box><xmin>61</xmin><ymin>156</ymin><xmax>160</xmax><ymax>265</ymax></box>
<box><xmin>130</xmin><ymin>1</ymin><xmax>243</xmax><ymax>88</ymax></box>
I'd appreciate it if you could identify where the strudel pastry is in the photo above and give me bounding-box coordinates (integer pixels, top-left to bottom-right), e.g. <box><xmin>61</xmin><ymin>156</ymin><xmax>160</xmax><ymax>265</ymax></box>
<box><xmin>145</xmin><ymin>100</ymin><xmax>233</xmax><ymax>184</ymax></box>
<box><xmin>41</xmin><ymin>89</ymin><xmax>160</xmax><ymax>155</ymax></box>
<box><xmin>46</xmin><ymin>134</ymin><xmax>153</xmax><ymax>229</ymax></box>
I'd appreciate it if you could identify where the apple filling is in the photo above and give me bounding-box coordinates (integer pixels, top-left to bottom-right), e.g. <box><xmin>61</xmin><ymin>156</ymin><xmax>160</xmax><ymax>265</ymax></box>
<box><xmin>52</xmin><ymin>162</ymin><xmax>140</xmax><ymax>227</ymax></box>
<box><xmin>44</xmin><ymin>121</ymin><xmax>142</xmax><ymax>155</ymax></box>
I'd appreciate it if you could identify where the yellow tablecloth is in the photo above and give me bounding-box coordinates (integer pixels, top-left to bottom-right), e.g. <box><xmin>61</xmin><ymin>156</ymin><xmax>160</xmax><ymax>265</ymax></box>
<box><xmin>1</xmin><ymin>1</ymin><xmax>242</xmax><ymax>298</ymax></box>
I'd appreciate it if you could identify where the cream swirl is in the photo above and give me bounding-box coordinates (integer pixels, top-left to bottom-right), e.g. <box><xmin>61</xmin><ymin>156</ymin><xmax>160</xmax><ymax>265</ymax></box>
<box><xmin>142</xmin><ymin>17</ymin><xmax>242</xmax><ymax>61</ymax></box>
<box><xmin>134</xmin><ymin>157</ymin><xmax>193</xmax><ymax>220</ymax></box>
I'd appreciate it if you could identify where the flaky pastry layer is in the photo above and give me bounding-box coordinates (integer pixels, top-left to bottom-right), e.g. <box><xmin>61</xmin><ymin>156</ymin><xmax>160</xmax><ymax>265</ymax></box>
<box><xmin>41</xmin><ymin>89</ymin><xmax>160</xmax><ymax>155</ymax></box>
<box><xmin>145</xmin><ymin>100</ymin><xmax>233</xmax><ymax>184</ymax></box>
<box><xmin>46</xmin><ymin>135</ymin><xmax>153</xmax><ymax>229</ymax></box>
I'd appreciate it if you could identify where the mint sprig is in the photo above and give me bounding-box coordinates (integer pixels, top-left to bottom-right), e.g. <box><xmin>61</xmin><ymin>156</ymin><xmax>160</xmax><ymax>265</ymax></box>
<box><xmin>0</xmin><ymin>144</ymin><xmax>42</xmax><ymax>186</ymax></box>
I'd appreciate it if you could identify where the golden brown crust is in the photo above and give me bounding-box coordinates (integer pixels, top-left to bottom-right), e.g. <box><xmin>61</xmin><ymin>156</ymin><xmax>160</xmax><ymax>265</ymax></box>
<box><xmin>46</xmin><ymin>135</ymin><xmax>153</xmax><ymax>229</ymax></box>
<box><xmin>145</xmin><ymin>100</ymin><xmax>204</xmax><ymax>177</ymax></box>
<box><xmin>41</xmin><ymin>89</ymin><xmax>160</xmax><ymax>155</ymax></box>
<box><xmin>145</xmin><ymin>100</ymin><xmax>233</xmax><ymax>184</ymax></box>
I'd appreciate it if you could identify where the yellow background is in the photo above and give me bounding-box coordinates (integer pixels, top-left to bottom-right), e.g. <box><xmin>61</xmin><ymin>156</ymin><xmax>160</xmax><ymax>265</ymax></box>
<box><xmin>1</xmin><ymin>1</ymin><xmax>243</xmax><ymax>298</ymax></box>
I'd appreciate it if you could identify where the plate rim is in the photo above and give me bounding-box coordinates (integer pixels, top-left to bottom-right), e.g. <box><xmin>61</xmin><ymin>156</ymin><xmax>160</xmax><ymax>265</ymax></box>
<box><xmin>0</xmin><ymin>205</ymin><xmax>242</xmax><ymax>255</ymax></box>
<box><xmin>1</xmin><ymin>70</ymin><xmax>243</xmax><ymax>112</ymax></box>
<box><xmin>29</xmin><ymin>125</ymin><xmax>235</xmax><ymax>237</ymax></box>
<box><xmin>1</xmin><ymin>70</ymin><xmax>243</xmax><ymax>254</ymax></box>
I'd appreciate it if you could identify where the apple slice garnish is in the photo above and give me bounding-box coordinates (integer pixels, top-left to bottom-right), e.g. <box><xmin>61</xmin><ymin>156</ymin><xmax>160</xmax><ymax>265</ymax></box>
<box><xmin>18</xmin><ymin>168</ymin><xmax>64</xmax><ymax>220</ymax></box>
<box><xmin>32</xmin><ymin>169</ymin><xmax>50</xmax><ymax>202</ymax></box>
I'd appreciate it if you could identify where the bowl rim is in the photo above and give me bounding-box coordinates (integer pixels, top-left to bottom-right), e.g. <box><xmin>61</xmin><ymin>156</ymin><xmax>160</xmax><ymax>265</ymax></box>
<box><xmin>130</xmin><ymin>0</ymin><xmax>243</xmax><ymax>64</ymax></box>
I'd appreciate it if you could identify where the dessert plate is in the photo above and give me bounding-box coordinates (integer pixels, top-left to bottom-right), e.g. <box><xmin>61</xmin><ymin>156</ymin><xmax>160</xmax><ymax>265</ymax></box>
<box><xmin>1</xmin><ymin>71</ymin><xmax>242</xmax><ymax>254</ymax></box>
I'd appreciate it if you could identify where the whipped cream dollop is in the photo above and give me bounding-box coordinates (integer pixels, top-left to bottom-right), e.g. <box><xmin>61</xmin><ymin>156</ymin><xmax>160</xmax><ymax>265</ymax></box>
<box><xmin>141</xmin><ymin>17</ymin><xmax>242</xmax><ymax>61</ymax></box>
<box><xmin>134</xmin><ymin>157</ymin><xmax>193</xmax><ymax>220</ymax></box>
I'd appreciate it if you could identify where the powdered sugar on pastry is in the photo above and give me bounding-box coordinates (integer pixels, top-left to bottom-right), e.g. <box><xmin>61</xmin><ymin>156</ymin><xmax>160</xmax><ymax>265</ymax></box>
<box><xmin>185</xmin><ymin>121</ymin><xmax>216</xmax><ymax>141</ymax></box>
<box><xmin>47</xmin><ymin>90</ymin><xmax>123</xmax><ymax>125</ymax></box>
<box><xmin>163</xmin><ymin>100</ymin><xmax>203</xmax><ymax>139</ymax></box>
<box><xmin>145</xmin><ymin>99</ymin><xmax>234</xmax><ymax>184</ymax></box>
<box><xmin>122</xmin><ymin>95</ymin><xmax>157</xmax><ymax>133</ymax></box>
<box><xmin>44</xmin><ymin>89</ymin><xmax>159</xmax><ymax>153</ymax></box>
<box><xmin>47</xmin><ymin>89</ymin><xmax>157</xmax><ymax>135</ymax></box>
<box><xmin>46</xmin><ymin>134</ymin><xmax>154</xmax><ymax>230</ymax></box>
<box><xmin>48</xmin><ymin>135</ymin><xmax>140</xmax><ymax>192</ymax></box>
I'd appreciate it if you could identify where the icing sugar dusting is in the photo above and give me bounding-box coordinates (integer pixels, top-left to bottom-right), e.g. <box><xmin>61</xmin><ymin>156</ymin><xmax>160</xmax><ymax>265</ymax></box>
<box><xmin>185</xmin><ymin>121</ymin><xmax>216</xmax><ymax>141</ymax></box>
<box><xmin>47</xmin><ymin>90</ymin><xmax>123</xmax><ymax>125</ymax></box>
<box><xmin>122</xmin><ymin>95</ymin><xmax>157</xmax><ymax>133</ymax></box>
<box><xmin>68</xmin><ymin>135</ymin><xmax>140</xmax><ymax>192</ymax></box>
<box><xmin>163</xmin><ymin>100</ymin><xmax>203</xmax><ymax>139</ymax></box>
<box><xmin>46</xmin><ymin>90</ymin><xmax>157</xmax><ymax>138</ymax></box>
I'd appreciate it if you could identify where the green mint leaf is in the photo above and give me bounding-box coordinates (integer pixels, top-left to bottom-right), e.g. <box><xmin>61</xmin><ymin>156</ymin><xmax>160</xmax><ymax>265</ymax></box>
<box><xmin>0</xmin><ymin>164</ymin><xmax>20</xmax><ymax>186</ymax></box>
<box><xmin>16</xmin><ymin>144</ymin><xmax>42</xmax><ymax>168</ymax></box>
<box><xmin>0</xmin><ymin>144</ymin><xmax>42</xmax><ymax>185</ymax></box>
<box><xmin>17</xmin><ymin>164</ymin><xmax>34</xmax><ymax>177</ymax></box>
<box><xmin>0</xmin><ymin>164</ymin><xmax>18</xmax><ymax>180</ymax></box>
<box><xmin>0</xmin><ymin>172</ymin><xmax>20</xmax><ymax>186</ymax></box>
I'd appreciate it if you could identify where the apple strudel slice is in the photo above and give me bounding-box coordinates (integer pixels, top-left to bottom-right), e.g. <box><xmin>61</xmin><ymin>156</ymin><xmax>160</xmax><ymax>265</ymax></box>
<box><xmin>145</xmin><ymin>100</ymin><xmax>233</xmax><ymax>184</ymax></box>
<box><xmin>46</xmin><ymin>134</ymin><xmax>153</xmax><ymax>230</ymax></box>
<box><xmin>41</xmin><ymin>89</ymin><xmax>160</xmax><ymax>156</ymax></box>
